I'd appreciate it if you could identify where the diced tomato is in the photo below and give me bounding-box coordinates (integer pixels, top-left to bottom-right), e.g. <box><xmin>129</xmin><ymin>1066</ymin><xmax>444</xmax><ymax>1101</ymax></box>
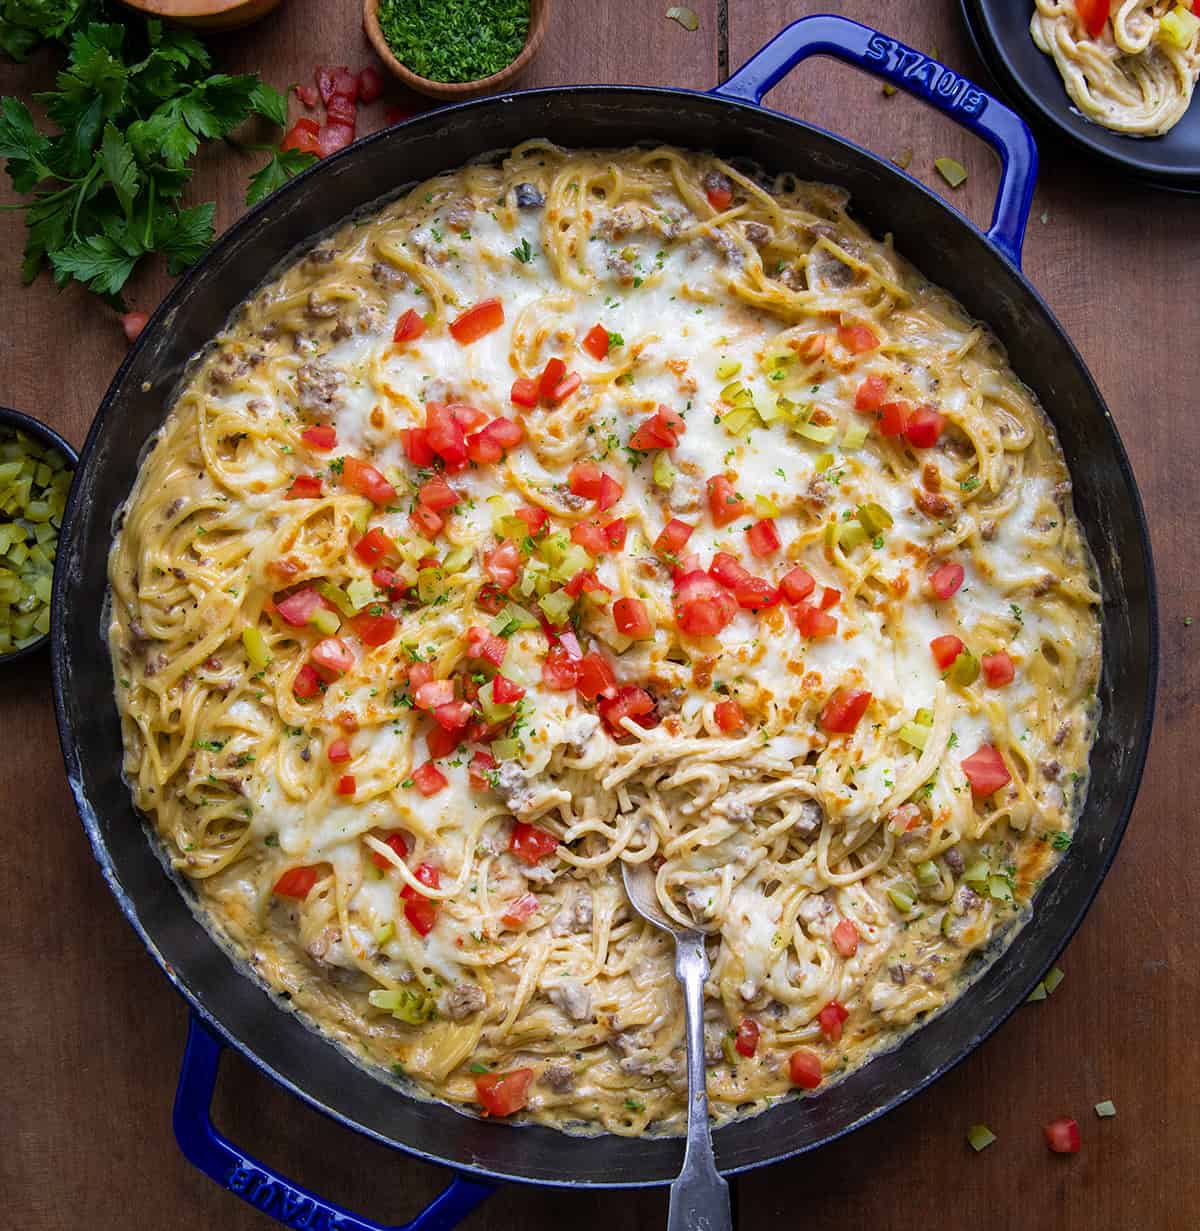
<box><xmin>707</xmin><ymin>475</ymin><xmax>748</xmax><ymax>527</ymax></box>
<box><xmin>483</xmin><ymin>540</ymin><xmax>521</xmax><ymax>590</ymax></box>
<box><xmin>369</xmin><ymin>832</ymin><xmax>409</xmax><ymax>869</ymax></box>
<box><xmin>411</xmin><ymin>505</ymin><xmax>444</xmax><ymax>538</ymax></box>
<box><xmin>501</xmin><ymin>892</ymin><xmax>539</xmax><ymax>928</ymax></box>
<box><xmin>474</xmin><ymin>1069</ymin><xmax>534</xmax><ymax>1117</ymax></box>
<box><xmin>930</xmin><ymin>634</ymin><xmax>966</xmax><ymax>671</ymax></box>
<box><xmin>336</xmin><ymin>774</ymin><xmax>356</xmax><ymax>796</ymax></box>
<box><xmin>820</xmin><ymin>688</ymin><xmax>872</xmax><ymax>734</ymax></box>
<box><xmin>412</xmin><ymin>761</ymin><xmax>449</xmax><ymax>797</ymax></box>
<box><xmin>281</xmin><ymin>117</ymin><xmax>321</xmax><ymax>155</ymax></box>
<box><xmin>961</xmin><ymin>745</ymin><xmax>1011</xmax><ymax>797</ymax></box>
<box><xmin>312</xmin><ymin>637</ymin><xmax>354</xmax><ymax>676</ymax></box>
<box><xmin>542</xmin><ymin>645</ymin><xmax>580</xmax><ymax>691</ymax></box>
<box><xmin>629</xmin><ymin>405</ymin><xmax>685</xmax><ymax>451</ymax></box>
<box><xmin>1043</xmin><ymin>1117</ymin><xmax>1081</xmax><ymax>1154</ymax></box>
<box><xmin>512</xmin><ymin>505</ymin><xmax>548</xmax><ymax>536</ymax></box>
<box><xmin>537</xmin><ymin>357</ymin><xmax>566</xmax><ymax>401</ymax></box>
<box><xmin>569</xmin><ymin>463</ymin><xmax>621</xmax><ymax>508</ymax></box>
<box><xmin>905</xmin><ymin>406</ymin><xmax>946</xmax><ymax>448</ymax></box>
<box><xmin>655</xmin><ymin>518</ymin><xmax>694</xmax><ymax>556</ymax></box>
<box><xmin>788</xmin><ymin>1048</ymin><xmax>823</xmax><ymax>1089</ymax></box>
<box><xmin>550</xmin><ymin>371</ymin><xmax>581</xmax><ymax>403</ymax></box>
<box><xmin>476</xmin><ymin>584</ymin><xmax>506</xmax><ymax>615</ymax></box>
<box><xmin>468</xmin><ymin>749</ymin><xmax>497</xmax><ymax>791</ymax></box>
<box><xmin>449</xmin><ymin>298</ymin><xmax>504</xmax><ymax>345</ymax></box>
<box><xmin>467</xmin><ymin>417</ymin><xmax>524</xmax><ymax>464</ymax></box>
<box><xmin>598</xmin><ymin>684</ymin><xmax>657</xmax><ymax>734</ymax></box>
<box><xmin>406</xmin><ymin>662</ymin><xmax>434</xmax><ymax>690</ymax></box>
<box><xmin>341</xmin><ymin>456</ymin><xmax>397</xmax><ymax>505</ymax></box>
<box><xmin>582</xmin><ymin>323</ymin><xmax>610</xmax><ymax>360</ymax></box>
<box><xmin>510</xmin><ymin>821</ymin><xmax>559</xmax><ymax>865</ymax></box>
<box><xmin>328</xmin><ymin>65</ymin><xmax>358</xmax><ymax>100</ymax></box>
<box><xmin>287</xmin><ymin>474</ymin><xmax>323</xmax><ymax>500</ymax></box>
<box><xmin>705</xmin><ymin>183</ymin><xmax>733</xmax><ymax>210</ymax></box>
<box><xmin>613</xmin><ymin>597</ymin><xmax>653</xmax><ymax>640</ymax></box>
<box><xmin>714</xmin><ymin>698</ymin><xmax>745</xmax><ymax>733</ymax></box>
<box><xmin>372</xmin><ymin>567</ymin><xmax>401</xmax><ymax>597</ymax></box>
<box><xmin>674</xmin><ymin>570</ymin><xmax>739</xmax><ymax>636</ymax></box>
<box><xmin>982</xmin><ymin>651</ymin><xmax>1015</xmax><ymax>688</ymax></box>
<box><xmin>930</xmin><ymin>561</ymin><xmax>965</xmax><ymax>599</ymax></box>
<box><xmin>120</xmin><ymin>311</ymin><xmax>150</xmax><ymax>343</ymax></box>
<box><xmin>817</xmin><ymin>1000</ymin><xmax>849</xmax><ymax>1043</ymax></box>
<box><xmin>275</xmin><ymin>587</ymin><xmax>324</xmax><ymax>627</ymax></box>
<box><xmin>393</xmin><ymin>308</ymin><xmax>426</xmax><ymax>344</ymax></box>
<box><xmin>832</xmin><ymin>919</ymin><xmax>859</xmax><ymax>958</ymax></box>
<box><xmin>273</xmin><ymin>865</ymin><xmax>319</xmax><ymax>898</ymax></box>
<box><xmin>878</xmin><ymin>400</ymin><xmax>910</xmax><ymax>437</ymax></box>
<box><xmin>353</xmin><ymin>527</ymin><xmax>396</xmax><ymax>566</ymax></box>
<box><xmin>431</xmin><ymin>701</ymin><xmax>472</xmax><ymax>733</ymax></box>
<box><xmin>293</xmin><ymin>663</ymin><xmax>320</xmax><ymax>699</ymax></box>
<box><xmin>563</xmin><ymin>568</ymin><xmax>609</xmax><ymax>600</ymax></box>
<box><xmin>424</xmin><ymin>403</ymin><xmax>468</xmax><ymax>470</ymax></box>
<box><xmin>510</xmin><ymin>377</ymin><xmax>539</xmax><ymax>407</ymax></box>
<box><xmin>819</xmin><ymin>586</ymin><xmax>841</xmax><ymax>610</ymax></box>
<box><xmin>417</xmin><ymin>475</ymin><xmax>460</xmax><ymax>513</ymax></box>
<box><xmin>491</xmin><ymin>675</ymin><xmax>525</xmax><ymax>705</ymax></box>
<box><xmin>301</xmin><ymin>424</ymin><xmax>337</xmax><ymax>451</ymax></box>
<box><xmin>357</xmin><ymin>65</ymin><xmax>384</xmax><ymax>103</ymax></box>
<box><xmin>708</xmin><ymin>553</ymin><xmax>779</xmax><ymax>612</ymax></box>
<box><xmin>855</xmin><ymin>374</ymin><xmax>888</xmax><ymax>413</ymax></box>
<box><xmin>413</xmin><ymin>679</ymin><xmax>454</xmax><ymax>711</ymax></box>
<box><xmin>425</xmin><ymin>723</ymin><xmax>460</xmax><ymax>759</ymax></box>
<box><xmin>466</xmin><ymin>626</ymin><xmax>508</xmax><ymax>667</ymax></box>
<box><xmin>397</xmin><ymin>428</ymin><xmax>432</xmax><ymax>468</ymax></box>
<box><xmin>568</xmin><ymin>521</ymin><xmax>607</xmax><ymax>557</ymax></box>
<box><xmin>401</xmin><ymin>864</ymin><xmax>440</xmax><ymax>933</ymax></box>
<box><xmin>575</xmin><ymin>650</ymin><xmax>617</xmax><ymax>701</ymax></box>
<box><xmin>837</xmin><ymin>324</ymin><xmax>879</xmax><ymax>353</ymax></box>
<box><xmin>294</xmin><ymin>83</ymin><xmax>319</xmax><ymax>108</ymax></box>
<box><xmin>603</xmin><ymin>517</ymin><xmax>628</xmax><ymax>550</ymax></box>
<box><xmin>791</xmin><ymin>602</ymin><xmax>838</xmax><ymax>639</ymax></box>
<box><xmin>447</xmin><ymin>404</ymin><xmax>488</xmax><ymax>433</ymax></box>
<box><xmin>779</xmin><ymin>566</ymin><xmax>816</xmax><ymax>604</ymax></box>
<box><xmin>349</xmin><ymin>609</ymin><xmax>396</xmax><ymax>648</ymax></box>
<box><xmin>325</xmin><ymin>92</ymin><xmax>357</xmax><ymax>127</ymax></box>
<box><xmin>888</xmin><ymin>803</ymin><xmax>922</xmax><ymax>834</ymax></box>
<box><xmin>316</xmin><ymin>123</ymin><xmax>355</xmax><ymax>157</ymax></box>
<box><xmin>1075</xmin><ymin>0</ymin><xmax>1108</xmax><ymax>39</ymax></box>
<box><xmin>734</xmin><ymin>1017</ymin><xmax>759</xmax><ymax>1058</ymax></box>
<box><xmin>746</xmin><ymin>518</ymin><xmax>781</xmax><ymax>558</ymax></box>
<box><xmin>315</xmin><ymin>66</ymin><xmax>338</xmax><ymax>104</ymax></box>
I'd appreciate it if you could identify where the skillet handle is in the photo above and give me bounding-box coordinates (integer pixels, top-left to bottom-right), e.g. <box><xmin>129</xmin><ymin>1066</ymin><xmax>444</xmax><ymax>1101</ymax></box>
<box><xmin>174</xmin><ymin>1015</ymin><xmax>494</xmax><ymax>1231</ymax></box>
<box><xmin>711</xmin><ymin>14</ymin><xmax>1037</xmax><ymax>268</ymax></box>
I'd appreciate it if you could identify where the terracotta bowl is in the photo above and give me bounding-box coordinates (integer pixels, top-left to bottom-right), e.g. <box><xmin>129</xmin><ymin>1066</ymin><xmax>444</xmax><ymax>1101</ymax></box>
<box><xmin>363</xmin><ymin>0</ymin><xmax>551</xmax><ymax>100</ymax></box>
<box><xmin>119</xmin><ymin>0</ymin><xmax>284</xmax><ymax>30</ymax></box>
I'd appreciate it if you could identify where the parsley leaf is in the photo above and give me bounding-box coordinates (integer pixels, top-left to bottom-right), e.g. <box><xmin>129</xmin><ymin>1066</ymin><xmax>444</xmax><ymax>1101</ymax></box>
<box><xmin>246</xmin><ymin>147</ymin><xmax>316</xmax><ymax>206</ymax></box>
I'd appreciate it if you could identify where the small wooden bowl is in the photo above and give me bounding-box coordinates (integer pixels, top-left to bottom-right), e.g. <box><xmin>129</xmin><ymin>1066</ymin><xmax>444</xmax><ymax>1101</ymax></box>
<box><xmin>119</xmin><ymin>0</ymin><xmax>284</xmax><ymax>30</ymax></box>
<box><xmin>363</xmin><ymin>0</ymin><xmax>551</xmax><ymax>100</ymax></box>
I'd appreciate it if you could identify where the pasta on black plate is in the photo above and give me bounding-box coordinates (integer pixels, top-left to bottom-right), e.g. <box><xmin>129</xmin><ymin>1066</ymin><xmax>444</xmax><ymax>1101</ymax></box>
<box><xmin>109</xmin><ymin>143</ymin><xmax>1101</xmax><ymax>1134</ymax></box>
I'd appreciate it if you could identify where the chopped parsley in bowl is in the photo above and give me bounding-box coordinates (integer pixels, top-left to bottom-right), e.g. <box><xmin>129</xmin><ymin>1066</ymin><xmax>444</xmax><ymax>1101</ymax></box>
<box><xmin>374</xmin><ymin>0</ymin><xmax>533</xmax><ymax>85</ymax></box>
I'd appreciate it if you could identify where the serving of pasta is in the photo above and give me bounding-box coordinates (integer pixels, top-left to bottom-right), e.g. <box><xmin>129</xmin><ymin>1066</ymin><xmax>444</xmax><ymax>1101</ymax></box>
<box><xmin>108</xmin><ymin>142</ymin><xmax>1101</xmax><ymax>1135</ymax></box>
<box><xmin>1031</xmin><ymin>0</ymin><xmax>1200</xmax><ymax>135</ymax></box>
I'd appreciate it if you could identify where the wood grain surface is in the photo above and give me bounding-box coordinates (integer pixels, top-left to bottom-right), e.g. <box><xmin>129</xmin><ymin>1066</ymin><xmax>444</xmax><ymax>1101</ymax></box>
<box><xmin>1</xmin><ymin>2</ymin><xmax>1196</xmax><ymax>1228</ymax></box>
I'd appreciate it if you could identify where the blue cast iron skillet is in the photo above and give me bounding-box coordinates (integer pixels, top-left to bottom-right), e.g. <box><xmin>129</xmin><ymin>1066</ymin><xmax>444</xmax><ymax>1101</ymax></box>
<box><xmin>962</xmin><ymin>0</ymin><xmax>1200</xmax><ymax>191</ymax></box>
<box><xmin>50</xmin><ymin>16</ymin><xmax>1157</xmax><ymax>1230</ymax></box>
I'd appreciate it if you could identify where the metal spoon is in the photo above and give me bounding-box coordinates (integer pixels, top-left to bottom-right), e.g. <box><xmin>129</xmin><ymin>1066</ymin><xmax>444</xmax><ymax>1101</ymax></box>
<box><xmin>621</xmin><ymin>861</ymin><xmax>731</xmax><ymax>1231</ymax></box>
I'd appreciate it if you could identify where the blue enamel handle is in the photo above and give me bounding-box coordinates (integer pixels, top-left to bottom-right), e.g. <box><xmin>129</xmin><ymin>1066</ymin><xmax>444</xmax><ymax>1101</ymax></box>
<box><xmin>174</xmin><ymin>1015</ymin><xmax>494</xmax><ymax>1231</ymax></box>
<box><xmin>712</xmin><ymin>14</ymin><xmax>1038</xmax><ymax>268</ymax></box>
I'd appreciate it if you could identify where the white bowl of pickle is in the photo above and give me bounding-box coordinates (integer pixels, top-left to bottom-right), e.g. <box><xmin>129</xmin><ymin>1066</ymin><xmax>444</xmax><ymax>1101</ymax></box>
<box><xmin>0</xmin><ymin>408</ymin><xmax>76</xmax><ymax>663</ymax></box>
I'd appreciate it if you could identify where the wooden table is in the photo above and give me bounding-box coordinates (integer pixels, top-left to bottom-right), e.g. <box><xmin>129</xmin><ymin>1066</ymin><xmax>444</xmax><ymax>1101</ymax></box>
<box><xmin>3</xmin><ymin>2</ymin><xmax>1197</xmax><ymax>1227</ymax></box>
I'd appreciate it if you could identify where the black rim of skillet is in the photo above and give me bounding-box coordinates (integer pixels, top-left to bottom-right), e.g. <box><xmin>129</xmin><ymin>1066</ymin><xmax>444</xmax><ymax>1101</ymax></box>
<box><xmin>49</xmin><ymin>84</ymin><xmax>1159</xmax><ymax>1185</ymax></box>
<box><xmin>962</xmin><ymin>0</ymin><xmax>1200</xmax><ymax>192</ymax></box>
<box><xmin>0</xmin><ymin>405</ymin><xmax>78</xmax><ymax>666</ymax></box>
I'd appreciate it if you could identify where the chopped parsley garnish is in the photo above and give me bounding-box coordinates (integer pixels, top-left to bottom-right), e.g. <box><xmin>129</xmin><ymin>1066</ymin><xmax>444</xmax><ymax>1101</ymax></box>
<box><xmin>511</xmin><ymin>237</ymin><xmax>534</xmax><ymax>263</ymax></box>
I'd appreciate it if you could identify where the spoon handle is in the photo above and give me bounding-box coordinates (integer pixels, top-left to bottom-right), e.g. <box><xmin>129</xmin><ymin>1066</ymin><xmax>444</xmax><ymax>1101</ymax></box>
<box><xmin>668</xmin><ymin>932</ymin><xmax>731</xmax><ymax>1231</ymax></box>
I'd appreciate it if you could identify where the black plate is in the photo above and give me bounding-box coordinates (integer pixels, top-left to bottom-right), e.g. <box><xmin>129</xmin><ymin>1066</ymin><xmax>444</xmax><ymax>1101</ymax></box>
<box><xmin>963</xmin><ymin>0</ymin><xmax>1200</xmax><ymax>190</ymax></box>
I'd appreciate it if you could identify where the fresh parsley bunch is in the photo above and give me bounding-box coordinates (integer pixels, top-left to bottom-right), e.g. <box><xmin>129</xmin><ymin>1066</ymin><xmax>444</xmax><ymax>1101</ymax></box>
<box><xmin>0</xmin><ymin>0</ymin><xmax>315</xmax><ymax>304</ymax></box>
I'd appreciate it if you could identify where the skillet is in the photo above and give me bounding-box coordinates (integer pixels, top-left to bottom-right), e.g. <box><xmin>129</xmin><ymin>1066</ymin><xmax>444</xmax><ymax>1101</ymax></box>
<box><xmin>50</xmin><ymin>15</ymin><xmax>1157</xmax><ymax>1229</ymax></box>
